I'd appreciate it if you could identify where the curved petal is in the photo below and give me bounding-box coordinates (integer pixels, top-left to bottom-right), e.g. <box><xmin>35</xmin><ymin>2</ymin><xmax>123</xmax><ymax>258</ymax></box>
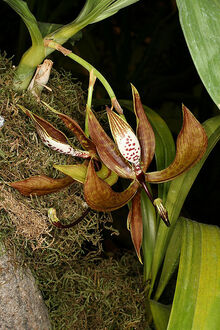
<box><xmin>131</xmin><ymin>84</ymin><xmax>155</xmax><ymax>171</ymax></box>
<box><xmin>84</xmin><ymin>160</ymin><xmax>139</xmax><ymax>212</ymax></box>
<box><xmin>146</xmin><ymin>105</ymin><xmax>208</xmax><ymax>183</ymax></box>
<box><xmin>106</xmin><ymin>106</ymin><xmax>141</xmax><ymax>165</ymax></box>
<box><xmin>18</xmin><ymin>105</ymin><xmax>90</xmax><ymax>158</ymax></box>
<box><xmin>41</xmin><ymin>102</ymin><xmax>97</xmax><ymax>158</ymax></box>
<box><xmin>10</xmin><ymin>175</ymin><xmax>74</xmax><ymax>196</ymax></box>
<box><xmin>128</xmin><ymin>189</ymin><xmax>143</xmax><ymax>263</ymax></box>
<box><xmin>88</xmin><ymin>107</ymin><xmax>135</xmax><ymax>179</ymax></box>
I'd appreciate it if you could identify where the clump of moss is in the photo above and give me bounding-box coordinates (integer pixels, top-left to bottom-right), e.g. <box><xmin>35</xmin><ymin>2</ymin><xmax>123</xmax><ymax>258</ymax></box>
<box><xmin>0</xmin><ymin>53</ymin><xmax>147</xmax><ymax>329</ymax></box>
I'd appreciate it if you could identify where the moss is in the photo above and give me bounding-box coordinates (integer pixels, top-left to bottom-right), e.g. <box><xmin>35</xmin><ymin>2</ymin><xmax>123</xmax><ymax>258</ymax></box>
<box><xmin>0</xmin><ymin>53</ymin><xmax>147</xmax><ymax>329</ymax></box>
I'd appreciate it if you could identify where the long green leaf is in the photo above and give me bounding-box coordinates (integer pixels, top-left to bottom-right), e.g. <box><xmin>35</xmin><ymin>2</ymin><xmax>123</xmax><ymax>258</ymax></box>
<box><xmin>150</xmin><ymin>115</ymin><xmax>220</xmax><ymax>294</ymax></box>
<box><xmin>150</xmin><ymin>300</ymin><xmax>171</xmax><ymax>330</ymax></box>
<box><xmin>4</xmin><ymin>0</ymin><xmax>43</xmax><ymax>46</ymax></box>
<box><xmin>141</xmin><ymin>190</ymin><xmax>157</xmax><ymax>280</ymax></box>
<box><xmin>167</xmin><ymin>218</ymin><xmax>220</xmax><ymax>329</ymax></box>
<box><xmin>154</xmin><ymin>220</ymin><xmax>182</xmax><ymax>300</ymax></box>
<box><xmin>74</xmin><ymin>0</ymin><xmax>140</xmax><ymax>25</ymax></box>
<box><xmin>176</xmin><ymin>0</ymin><xmax>220</xmax><ymax>109</ymax></box>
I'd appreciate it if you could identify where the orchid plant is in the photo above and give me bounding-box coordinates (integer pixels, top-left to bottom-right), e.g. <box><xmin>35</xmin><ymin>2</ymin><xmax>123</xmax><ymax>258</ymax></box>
<box><xmin>9</xmin><ymin>40</ymin><xmax>220</xmax><ymax>328</ymax></box>
<box><xmin>5</xmin><ymin>0</ymin><xmax>220</xmax><ymax>328</ymax></box>
<box><xmin>11</xmin><ymin>79</ymin><xmax>207</xmax><ymax>263</ymax></box>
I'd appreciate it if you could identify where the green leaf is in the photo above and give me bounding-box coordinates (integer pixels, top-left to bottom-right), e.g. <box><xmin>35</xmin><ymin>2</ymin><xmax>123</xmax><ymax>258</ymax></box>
<box><xmin>4</xmin><ymin>0</ymin><xmax>43</xmax><ymax>46</ymax></box>
<box><xmin>150</xmin><ymin>300</ymin><xmax>171</xmax><ymax>330</ymax></box>
<box><xmin>167</xmin><ymin>218</ymin><xmax>220</xmax><ymax>329</ymax></box>
<box><xmin>150</xmin><ymin>115</ymin><xmax>220</xmax><ymax>294</ymax></box>
<box><xmin>74</xmin><ymin>0</ymin><xmax>140</xmax><ymax>25</ymax></box>
<box><xmin>141</xmin><ymin>190</ymin><xmax>157</xmax><ymax>280</ymax></box>
<box><xmin>154</xmin><ymin>220</ymin><xmax>182</xmax><ymax>300</ymax></box>
<box><xmin>176</xmin><ymin>0</ymin><xmax>220</xmax><ymax>109</ymax></box>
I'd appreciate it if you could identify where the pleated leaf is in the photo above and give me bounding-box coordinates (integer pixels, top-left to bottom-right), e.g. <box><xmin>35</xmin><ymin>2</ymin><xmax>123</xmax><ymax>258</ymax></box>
<box><xmin>176</xmin><ymin>0</ymin><xmax>220</xmax><ymax>109</ymax></box>
<box><xmin>154</xmin><ymin>220</ymin><xmax>182</xmax><ymax>300</ymax></box>
<box><xmin>4</xmin><ymin>0</ymin><xmax>43</xmax><ymax>46</ymax></box>
<box><xmin>74</xmin><ymin>0</ymin><xmax>140</xmax><ymax>25</ymax></box>
<box><xmin>10</xmin><ymin>175</ymin><xmax>74</xmax><ymax>196</ymax></box>
<box><xmin>141</xmin><ymin>189</ymin><xmax>157</xmax><ymax>280</ymax></box>
<box><xmin>150</xmin><ymin>115</ymin><xmax>220</xmax><ymax>295</ymax></box>
<box><xmin>150</xmin><ymin>300</ymin><xmax>171</xmax><ymax>330</ymax></box>
<box><xmin>167</xmin><ymin>218</ymin><xmax>220</xmax><ymax>329</ymax></box>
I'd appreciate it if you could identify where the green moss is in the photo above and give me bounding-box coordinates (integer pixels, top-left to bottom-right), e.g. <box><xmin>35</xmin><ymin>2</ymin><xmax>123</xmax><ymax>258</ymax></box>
<box><xmin>0</xmin><ymin>53</ymin><xmax>147</xmax><ymax>329</ymax></box>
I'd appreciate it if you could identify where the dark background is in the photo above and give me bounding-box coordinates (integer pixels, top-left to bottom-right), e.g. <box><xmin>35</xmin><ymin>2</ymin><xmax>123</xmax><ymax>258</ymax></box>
<box><xmin>1</xmin><ymin>0</ymin><xmax>219</xmax><ymax>226</ymax></box>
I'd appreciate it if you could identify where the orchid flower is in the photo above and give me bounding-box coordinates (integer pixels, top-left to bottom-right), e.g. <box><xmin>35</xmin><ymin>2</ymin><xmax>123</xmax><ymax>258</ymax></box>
<box><xmin>11</xmin><ymin>86</ymin><xmax>207</xmax><ymax>262</ymax></box>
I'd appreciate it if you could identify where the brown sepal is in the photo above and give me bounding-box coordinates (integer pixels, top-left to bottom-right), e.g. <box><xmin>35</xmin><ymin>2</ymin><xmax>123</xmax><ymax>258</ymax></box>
<box><xmin>146</xmin><ymin>104</ymin><xmax>208</xmax><ymax>183</ymax></box>
<box><xmin>84</xmin><ymin>160</ymin><xmax>139</xmax><ymax>212</ymax></box>
<box><xmin>129</xmin><ymin>190</ymin><xmax>143</xmax><ymax>263</ymax></box>
<box><xmin>56</xmin><ymin>111</ymin><xmax>98</xmax><ymax>158</ymax></box>
<box><xmin>88</xmin><ymin>107</ymin><xmax>135</xmax><ymax>179</ymax></box>
<box><xmin>132</xmin><ymin>85</ymin><xmax>155</xmax><ymax>172</ymax></box>
<box><xmin>10</xmin><ymin>175</ymin><xmax>74</xmax><ymax>196</ymax></box>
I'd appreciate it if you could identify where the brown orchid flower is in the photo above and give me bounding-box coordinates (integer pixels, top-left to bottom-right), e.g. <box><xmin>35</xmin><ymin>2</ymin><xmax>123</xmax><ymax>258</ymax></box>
<box><xmin>11</xmin><ymin>85</ymin><xmax>207</xmax><ymax>262</ymax></box>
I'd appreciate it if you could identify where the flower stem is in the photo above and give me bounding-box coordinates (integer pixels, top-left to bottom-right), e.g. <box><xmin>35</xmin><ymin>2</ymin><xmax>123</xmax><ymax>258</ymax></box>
<box><xmin>85</xmin><ymin>70</ymin><xmax>96</xmax><ymax>136</ymax></box>
<box><xmin>44</xmin><ymin>40</ymin><xmax>123</xmax><ymax>114</ymax></box>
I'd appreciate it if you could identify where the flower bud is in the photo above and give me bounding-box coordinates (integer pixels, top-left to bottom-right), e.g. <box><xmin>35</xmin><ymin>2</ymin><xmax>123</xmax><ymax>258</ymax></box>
<box><xmin>153</xmin><ymin>198</ymin><xmax>170</xmax><ymax>226</ymax></box>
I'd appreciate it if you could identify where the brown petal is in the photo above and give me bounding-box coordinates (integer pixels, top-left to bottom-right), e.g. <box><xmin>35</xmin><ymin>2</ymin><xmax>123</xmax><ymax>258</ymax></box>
<box><xmin>84</xmin><ymin>160</ymin><xmax>139</xmax><ymax>212</ymax></box>
<box><xmin>10</xmin><ymin>175</ymin><xmax>74</xmax><ymax>196</ymax></box>
<box><xmin>146</xmin><ymin>105</ymin><xmax>208</xmax><ymax>183</ymax></box>
<box><xmin>42</xmin><ymin>102</ymin><xmax>97</xmax><ymax>158</ymax></box>
<box><xmin>131</xmin><ymin>84</ymin><xmax>155</xmax><ymax>171</ymax></box>
<box><xmin>18</xmin><ymin>105</ymin><xmax>90</xmax><ymax>158</ymax></box>
<box><xmin>88</xmin><ymin>107</ymin><xmax>135</xmax><ymax>179</ymax></box>
<box><xmin>129</xmin><ymin>190</ymin><xmax>143</xmax><ymax>263</ymax></box>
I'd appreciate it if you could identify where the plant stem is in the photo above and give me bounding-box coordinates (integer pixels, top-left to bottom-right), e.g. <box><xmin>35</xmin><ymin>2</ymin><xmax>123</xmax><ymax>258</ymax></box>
<box><xmin>45</xmin><ymin>40</ymin><xmax>123</xmax><ymax>114</ymax></box>
<box><xmin>85</xmin><ymin>70</ymin><xmax>97</xmax><ymax>136</ymax></box>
